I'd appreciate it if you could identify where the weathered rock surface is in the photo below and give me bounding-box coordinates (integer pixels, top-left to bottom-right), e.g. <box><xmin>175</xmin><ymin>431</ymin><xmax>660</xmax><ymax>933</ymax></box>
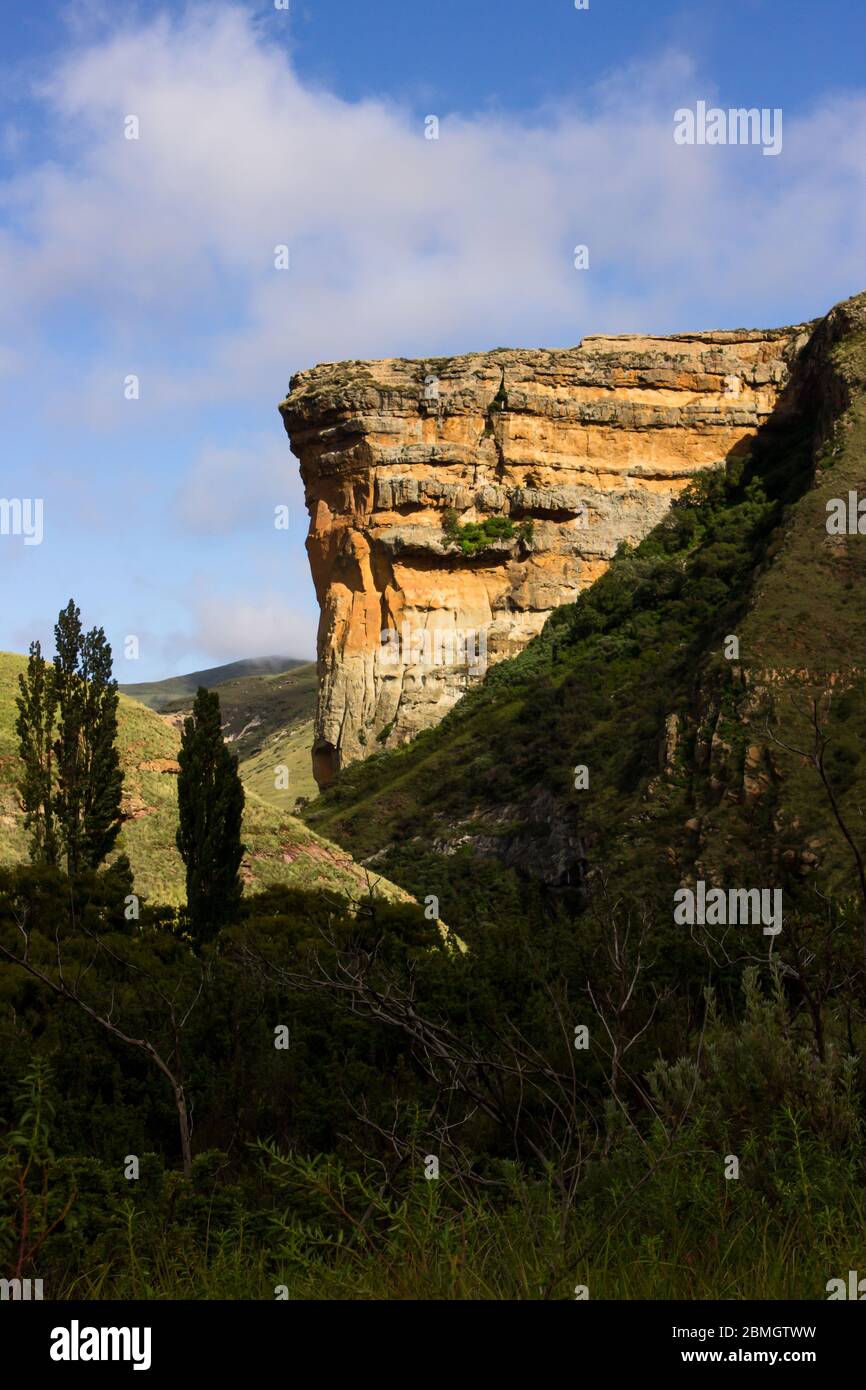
<box><xmin>280</xmin><ymin>323</ymin><xmax>812</xmax><ymax>786</ymax></box>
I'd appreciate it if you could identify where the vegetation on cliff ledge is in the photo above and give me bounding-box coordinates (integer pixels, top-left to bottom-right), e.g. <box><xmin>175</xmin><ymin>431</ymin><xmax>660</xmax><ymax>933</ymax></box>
<box><xmin>442</xmin><ymin>506</ymin><xmax>533</xmax><ymax>555</ymax></box>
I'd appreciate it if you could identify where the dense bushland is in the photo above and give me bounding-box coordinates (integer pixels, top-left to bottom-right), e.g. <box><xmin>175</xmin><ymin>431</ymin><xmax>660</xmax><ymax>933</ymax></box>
<box><xmin>2</xmin><ymin>863</ymin><xmax>865</xmax><ymax>1300</ymax></box>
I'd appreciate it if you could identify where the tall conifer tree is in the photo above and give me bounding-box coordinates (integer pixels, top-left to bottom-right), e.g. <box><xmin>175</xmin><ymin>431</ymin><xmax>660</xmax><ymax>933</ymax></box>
<box><xmin>176</xmin><ymin>687</ymin><xmax>245</xmax><ymax>944</ymax></box>
<box><xmin>15</xmin><ymin>640</ymin><xmax>58</xmax><ymax>865</ymax></box>
<box><xmin>16</xmin><ymin>603</ymin><xmax>123</xmax><ymax>876</ymax></box>
<box><xmin>79</xmin><ymin>624</ymin><xmax>124</xmax><ymax>872</ymax></box>
<box><xmin>52</xmin><ymin>600</ymin><xmax>85</xmax><ymax>874</ymax></box>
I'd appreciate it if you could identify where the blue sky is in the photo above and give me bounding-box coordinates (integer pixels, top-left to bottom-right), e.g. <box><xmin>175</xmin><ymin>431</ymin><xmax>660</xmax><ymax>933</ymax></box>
<box><xmin>1</xmin><ymin>0</ymin><xmax>864</xmax><ymax>679</ymax></box>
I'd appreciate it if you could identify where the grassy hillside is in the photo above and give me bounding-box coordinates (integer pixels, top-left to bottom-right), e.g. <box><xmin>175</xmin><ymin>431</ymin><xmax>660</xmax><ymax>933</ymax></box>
<box><xmin>304</xmin><ymin>291</ymin><xmax>866</xmax><ymax>923</ymax></box>
<box><xmin>119</xmin><ymin>655</ymin><xmax>308</xmax><ymax>711</ymax></box>
<box><xmin>238</xmin><ymin>716</ymin><xmax>317</xmax><ymax>807</ymax></box>
<box><xmin>130</xmin><ymin>660</ymin><xmax>319</xmax><ymax>807</ymax></box>
<box><xmin>0</xmin><ymin>652</ymin><xmax>401</xmax><ymax>909</ymax></box>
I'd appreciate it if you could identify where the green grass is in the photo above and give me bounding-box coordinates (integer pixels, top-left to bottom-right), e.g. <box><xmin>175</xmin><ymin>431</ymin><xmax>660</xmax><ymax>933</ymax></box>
<box><xmin>48</xmin><ymin>1150</ymin><xmax>866</xmax><ymax>1301</ymax></box>
<box><xmin>239</xmin><ymin>717</ymin><xmax>318</xmax><ymax>807</ymax></box>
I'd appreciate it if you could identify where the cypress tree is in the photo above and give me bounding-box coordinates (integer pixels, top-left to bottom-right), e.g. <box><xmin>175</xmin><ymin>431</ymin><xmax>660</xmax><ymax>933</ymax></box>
<box><xmin>52</xmin><ymin>600</ymin><xmax>85</xmax><ymax>875</ymax></box>
<box><xmin>79</xmin><ymin>625</ymin><xmax>124</xmax><ymax>871</ymax></box>
<box><xmin>51</xmin><ymin>600</ymin><xmax>123</xmax><ymax>876</ymax></box>
<box><xmin>15</xmin><ymin>641</ymin><xmax>58</xmax><ymax>865</ymax></box>
<box><xmin>176</xmin><ymin>687</ymin><xmax>245</xmax><ymax>944</ymax></box>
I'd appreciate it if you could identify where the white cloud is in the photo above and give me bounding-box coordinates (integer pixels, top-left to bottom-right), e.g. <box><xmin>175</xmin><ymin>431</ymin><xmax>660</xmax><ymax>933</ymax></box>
<box><xmin>188</xmin><ymin>593</ymin><xmax>315</xmax><ymax>662</ymax></box>
<box><xmin>0</xmin><ymin>2</ymin><xmax>862</xmax><ymax>427</ymax></box>
<box><xmin>174</xmin><ymin>434</ymin><xmax>305</xmax><ymax>535</ymax></box>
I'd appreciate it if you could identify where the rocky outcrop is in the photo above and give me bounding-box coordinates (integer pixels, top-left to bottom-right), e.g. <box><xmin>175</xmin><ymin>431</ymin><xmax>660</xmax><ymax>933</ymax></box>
<box><xmin>280</xmin><ymin>323</ymin><xmax>812</xmax><ymax>786</ymax></box>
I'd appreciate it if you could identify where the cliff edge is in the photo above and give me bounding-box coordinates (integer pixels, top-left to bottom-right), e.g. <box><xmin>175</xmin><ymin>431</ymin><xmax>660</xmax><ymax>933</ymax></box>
<box><xmin>280</xmin><ymin>321</ymin><xmax>812</xmax><ymax>787</ymax></box>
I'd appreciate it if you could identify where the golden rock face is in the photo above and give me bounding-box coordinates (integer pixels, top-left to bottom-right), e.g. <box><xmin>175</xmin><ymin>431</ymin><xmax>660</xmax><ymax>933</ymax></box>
<box><xmin>280</xmin><ymin>323</ymin><xmax>811</xmax><ymax>787</ymax></box>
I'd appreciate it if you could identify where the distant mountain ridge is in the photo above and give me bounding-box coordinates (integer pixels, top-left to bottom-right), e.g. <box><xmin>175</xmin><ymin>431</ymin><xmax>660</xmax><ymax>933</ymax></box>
<box><xmin>120</xmin><ymin>655</ymin><xmax>309</xmax><ymax>711</ymax></box>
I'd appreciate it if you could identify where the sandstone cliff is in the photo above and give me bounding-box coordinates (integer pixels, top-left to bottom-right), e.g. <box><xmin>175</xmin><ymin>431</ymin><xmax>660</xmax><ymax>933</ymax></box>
<box><xmin>280</xmin><ymin>322</ymin><xmax>812</xmax><ymax>787</ymax></box>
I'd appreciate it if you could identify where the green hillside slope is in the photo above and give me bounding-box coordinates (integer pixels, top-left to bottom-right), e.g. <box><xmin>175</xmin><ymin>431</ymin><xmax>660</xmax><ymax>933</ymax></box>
<box><xmin>304</xmin><ymin>291</ymin><xmax>866</xmax><ymax>924</ymax></box>
<box><xmin>0</xmin><ymin>653</ymin><xmax>400</xmax><ymax>908</ymax></box>
<box><xmin>127</xmin><ymin>660</ymin><xmax>319</xmax><ymax>806</ymax></box>
<box><xmin>119</xmin><ymin>655</ymin><xmax>308</xmax><ymax>710</ymax></box>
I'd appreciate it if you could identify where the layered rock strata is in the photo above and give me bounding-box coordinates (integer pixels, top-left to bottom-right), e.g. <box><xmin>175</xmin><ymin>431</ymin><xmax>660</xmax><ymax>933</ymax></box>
<box><xmin>280</xmin><ymin>323</ymin><xmax>811</xmax><ymax>787</ymax></box>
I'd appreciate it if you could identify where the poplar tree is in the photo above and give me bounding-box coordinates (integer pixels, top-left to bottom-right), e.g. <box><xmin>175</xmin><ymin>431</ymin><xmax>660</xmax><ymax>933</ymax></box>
<box><xmin>176</xmin><ymin>687</ymin><xmax>245</xmax><ymax>944</ymax></box>
<box><xmin>37</xmin><ymin>600</ymin><xmax>124</xmax><ymax>877</ymax></box>
<box><xmin>15</xmin><ymin>641</ymin><xmax>58</xmax><ymax>865</ymax></box>
<box><xmin>52</xmin><ymin>600</ymin><xmax>86</xmax><ymax>874</ymax></box>
<box><xmin>79</xmin><ymin>623</ymin><xmax>124</xmax><ymax>871</ymax></box>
